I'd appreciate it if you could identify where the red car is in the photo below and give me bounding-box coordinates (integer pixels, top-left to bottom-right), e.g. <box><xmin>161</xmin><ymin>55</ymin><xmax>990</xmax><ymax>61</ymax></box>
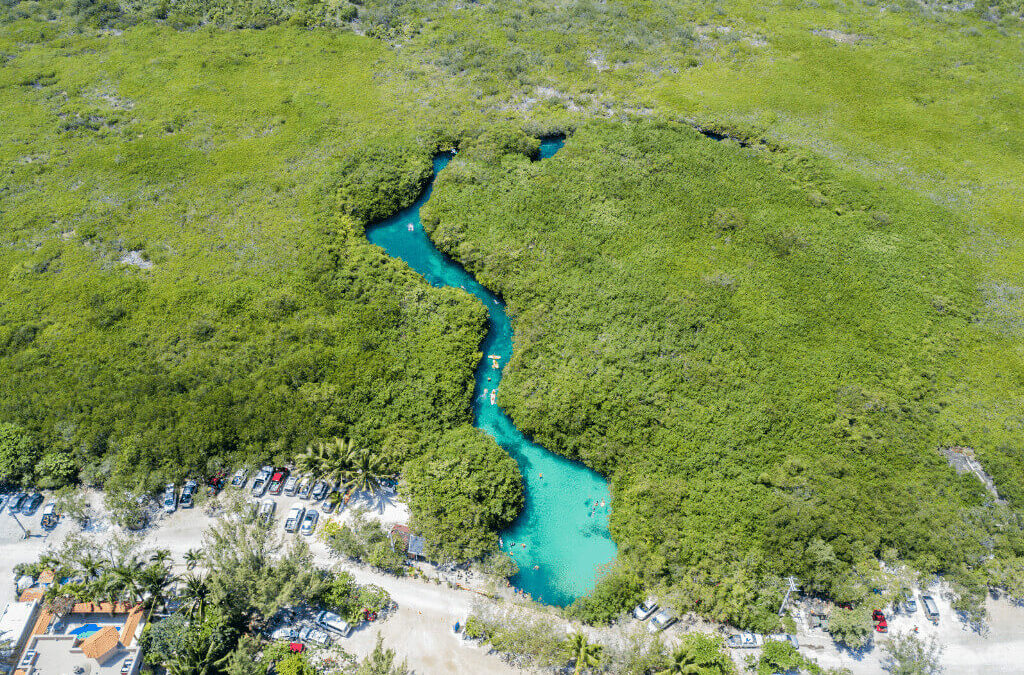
<box><xmin>206</xmin><ymin>470</ymin><xmax>228</xmax><ymax>495</ymax></box>
<box><xmin>268</xmin><ymin>468</ymin><xmax>289</xmax><ymax>495</ymax></box>
<box><xmin>873</xmin><ymin>609</ymin><xmax>888</xmax><ymax>633</ymax></box>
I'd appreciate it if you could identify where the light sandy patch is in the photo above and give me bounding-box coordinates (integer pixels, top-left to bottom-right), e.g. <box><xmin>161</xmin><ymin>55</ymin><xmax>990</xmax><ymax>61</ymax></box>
<box><xmin>813</xmin><ymin>28</ymin><xmax>869</xmax><ymax>44</ymax></box>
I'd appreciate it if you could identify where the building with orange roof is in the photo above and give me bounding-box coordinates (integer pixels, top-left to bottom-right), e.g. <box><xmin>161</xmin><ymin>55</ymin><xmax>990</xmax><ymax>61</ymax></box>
<box><xmin>3</xmin><ymin>595</ymin><xmax>144</xmax><ymax>675</ymax></box>
<box><xmin>79</xmin><ymin>626</ymin><xmax>122</xmax><ymax>661</ymax></box>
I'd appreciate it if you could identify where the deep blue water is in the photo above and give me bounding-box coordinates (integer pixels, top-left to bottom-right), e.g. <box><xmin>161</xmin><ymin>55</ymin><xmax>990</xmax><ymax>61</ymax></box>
<box><xmin>366</xmin><ymin>138</ymin><xmax>616</xmax><ymax>606</ymax></box>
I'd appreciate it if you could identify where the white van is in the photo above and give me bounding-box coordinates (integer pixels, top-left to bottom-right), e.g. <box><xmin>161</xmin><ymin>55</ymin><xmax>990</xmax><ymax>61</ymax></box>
<box><xmin>316</xmin><ymin>610</ymin><xmax>352</xmax><ymax>637</ymax></box>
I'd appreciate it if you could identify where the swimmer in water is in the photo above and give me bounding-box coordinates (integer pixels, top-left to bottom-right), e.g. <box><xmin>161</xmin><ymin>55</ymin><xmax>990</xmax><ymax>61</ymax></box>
<box><xmin>539</xmin><ymin>473</ymin><xmax>543</xmax><ymax>478</ymax></box>
<box><xmin>521</xmin><ymin>543</ymin><xmax>526</xmax><ymax>548</ymax></box>
<box><xmin>533</xmin><ymin>565</ymin><xmax>539</xmax><ymax>570</ymax></box>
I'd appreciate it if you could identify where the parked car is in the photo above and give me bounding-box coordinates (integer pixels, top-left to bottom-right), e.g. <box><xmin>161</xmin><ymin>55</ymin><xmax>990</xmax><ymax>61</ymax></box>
<box><xmin>902</xmin><ymin>598</ymin><xmax>918</xmax><ymax>614</ymax></box>
<box><xmin>300</xmin><ymin>509</ymin><xmax>319</xmax><ymax>536</ymax></box>
<box><xmin>298</xmin><ymin>625</ymin><xmax>332</xmax><ymax>647</ymax></box>
<box><xmin>231</xmin><ymin>469</ymin><xmax>249</xmax><ymax>488</ymax></box>
<box><xmin>322</xmin><ymin>489</ymin><xmax>339</xmax><ymax>514</ymax></box>
<box><xmin>727</xmin><ymin>633</ymin><xmax>764</xmax><ymax>649</ymax></box>
<box><xmin>268</xmin><ymin>469</ymin><xmax>289</xmax><ymax>495</ymax></box>
<box><xmin>297</xmin><ymin>478</ymin><xmax>313</xmax><ymax>500</ymax></box>
<box><xmin>922</xmin><ymin>595</ymin><xmax>939</xmax><ymax>623</ymax></box>
<box><xmin>120</xmin><ymin>656</ymin><xmax>134</xmax><ymax>675</ymax></box>
<box><xmin>270</xmin><ymin>626</ymin><xmax>299</xmax><ymax>641</ymax></box>
<box><xmin>180</xmin><ymin>480</ymin><xmax>198</xmax><ymax>508</ymax></box>
<box><xmin>311</xmin><ymin>480</ymin><xmax>330</xmax><ymax>502</ymax></box>
<box><xmin>284</xmin><ymin>505</ymin><xmax>305</xmax><ymax>533</ymax></box>
<box><xmin>162</xmin><ymin>484</ymin><xmax>177</xmax><ymax>514</ymax></box>
<box><xmin>40</xmin><ymin>502</ymin><xmax>59</xmax><ymax>530</ymax></box>
<box><xmin>245</xmin><ymin>500</ymin><xmax>260</xmax><ymax>522</ymax></box>
<box><xmin>0</xmin><ymin>494</ymin><xmax>8</xmax><ymax>514</ymax></box>
<box><xmin>283</xmin><ymin>476</ymin><xmax>300</xmax><ymax>497</ymax></box>
<box><xmin>648</xmin><ymin>609</ymin><xmax>676</xmax><ymax>632</ymax></box>
<box><xmin>21</xmin><ymin>493</ymin><xmax>43</xmax><ymax>516</ymax></box>
<box><xmin>255</xmin><ymin>465</ymin><xmax>274</xmax><ymax>483</ymax></box>
<box><xmin>207</xmin><ymin>471</ymin><xmax>227</xmax><ymax>495</ymax></box>
<box><xmin>251</xmin><ymin>477</ymin><xmax>269</xmax><ymax>498</ymax></box>
<box><xmin>633</xmin><ymin>598</ymin><xmax>658</xmax><ymax>620</ymax></box>
<box><xmin>8</xmin><ymin>492</ymin><xmax>26</xmax><ymax>513</ymax></box>
<box><xmin>765</xmin><ymin>634</ymin><xmax>799</xmax><ymax>649</ymax></box>
<box><xmin>317</xmin><ymin>611</ymin><xmax>353</xmax><ymax>637</ymax></box>
<box><xmin>259</xmin><ymin>499</ymin><xmax>276</xmax><ymax>525</ymax></box>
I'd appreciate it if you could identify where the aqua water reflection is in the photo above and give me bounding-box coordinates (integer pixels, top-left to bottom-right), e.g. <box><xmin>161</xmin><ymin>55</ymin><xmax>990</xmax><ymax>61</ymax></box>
<box><xmin>366</xmin><ymin>138</ymin><xmax>616</xmax><ymax>606</ymax></box>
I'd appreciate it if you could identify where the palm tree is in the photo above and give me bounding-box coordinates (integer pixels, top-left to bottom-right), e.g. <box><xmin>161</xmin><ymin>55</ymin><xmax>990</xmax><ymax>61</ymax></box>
<box><xmin>108</xmin><ymin>556</ymin><xmax>143</xmax><ymax>608</ymax></box>
<box><xmin>150</xmin><ymin>549</ymin><xmax>171</xmax><ymax>567</ymax></box>
<box><xmin>179</xmin><ymin>574</ymin><xmax>210</xmax><ymax>622</ymax></box>
<box><xmin>139</xmin><ymin>563</ymin><xmax>175</xmax><ymax>624</ymax></box>
<box><xmin>77</xmin><ymin>553</ymin><xmax>103</xmax><ymax>582</ymax></box>
<box><xmin>166</xmin><ymin>632</ymin><xmax>230</xmax><ymax>675</ymax></box>
<box><xmin>568</xmin><ymin>632</ymin><xmax>602</xmax><ymax>675</ymax></box>
<box><xmin>295</xmin><ymin>437</ymin><xmax>356</xmax><ymax>486</ymax></box>
<box><xmin>184</xmin><ymin>548</ymin><xmax>203</xmax><ymax>571</ymax></box>
<box><xmin>345</xmin><ymin>445</ymin><xmax>386</xmax><ymax>496</ymax></box>
<box><xmin>657</xmin><ymin>645</ymin><xmax>702</xmax><ymax>675</ymax></box>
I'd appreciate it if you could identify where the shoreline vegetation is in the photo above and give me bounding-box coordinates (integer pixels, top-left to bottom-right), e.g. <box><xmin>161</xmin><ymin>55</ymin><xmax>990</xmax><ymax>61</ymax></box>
<box><xmin>2</xmin><ymin>0</ymin><xmax>1024</xmax><ymax>652</ymax></box>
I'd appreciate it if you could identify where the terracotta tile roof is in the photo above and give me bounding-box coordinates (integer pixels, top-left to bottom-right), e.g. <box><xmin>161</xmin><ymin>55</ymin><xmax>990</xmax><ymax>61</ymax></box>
<box><xmin>19</xmin><ymin>589</ymin><xmax>44</xmax><ymax>602</ymax></box>
<box><xmin>70</xmin><ymin>601</ymin><xmax>134</xmax><ymax>615</ymax></box>
<box><xmin>30</xmin><ymin>609</ymin><xmax>53</xmax><ymax>636</ymax></box>
<box><xmin>80</xmin><ymin>625</ymin><xmax>122</xmax><ymax>661</ymax></box>
<box><xmin>119</xmin><ymin>606</ymin><xmax>144</xmax><ymax>646</ymax></box>
<box><xmin>38</xmin><ymin>570</ymin><xmax>55</xmax><ymax>584</ymax></box>
<box><xmin>14</xmin><ymin>669</ymin><xmax>26</xmax><ymax>675</ymax></box>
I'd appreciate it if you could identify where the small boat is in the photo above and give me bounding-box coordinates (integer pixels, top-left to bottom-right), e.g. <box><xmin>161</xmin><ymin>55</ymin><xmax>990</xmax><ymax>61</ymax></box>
<box><xmin>490</xmin><ymin>391</ymin><xmax>496</xmax><ymax>404</ymax></box>
<box><xmin>407</xmin><ymin>223</ymin><xmax>414</xmax><ymax>231</ymax></box>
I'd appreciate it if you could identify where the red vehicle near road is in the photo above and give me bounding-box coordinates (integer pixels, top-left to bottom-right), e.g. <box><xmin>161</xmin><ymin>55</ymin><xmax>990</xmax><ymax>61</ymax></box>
<box><xmin>873</xmin><ymin>609</ymin><xmax>888</xmax><ymax>632</ymax></box>
<box><xmin>268</xmin><ymin>468</ymin><xmax>289</xmax><ymax>495</ymax></box>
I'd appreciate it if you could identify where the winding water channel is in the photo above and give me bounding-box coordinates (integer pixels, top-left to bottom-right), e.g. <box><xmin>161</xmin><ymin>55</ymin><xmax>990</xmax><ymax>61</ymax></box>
<box><xmin>366</xmin><ymin>139</ymin><xmax>616</xmax><ymax>606</ymax></box>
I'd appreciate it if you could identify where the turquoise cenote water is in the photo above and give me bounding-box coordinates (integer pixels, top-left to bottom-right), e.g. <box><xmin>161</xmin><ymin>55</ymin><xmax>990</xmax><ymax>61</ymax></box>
<box><xmin>366</xmin><ymin>139</ymin><xmax>617</xmax><ymax>606</ymax></box>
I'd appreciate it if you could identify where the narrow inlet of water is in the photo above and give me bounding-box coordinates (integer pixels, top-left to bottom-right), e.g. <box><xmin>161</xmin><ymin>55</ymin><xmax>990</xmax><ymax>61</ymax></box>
<box><xmin>365</xmin><ymin>138</ymin><xmax>616</xmax><ymax>605</ymax></box>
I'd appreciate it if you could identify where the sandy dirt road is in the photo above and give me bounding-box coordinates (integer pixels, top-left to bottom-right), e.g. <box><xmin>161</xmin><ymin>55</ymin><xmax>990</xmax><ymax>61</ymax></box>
<box><xmin>7</xmin><ymin>487</ymin><xmax>1024</xmax><ymax>674</ymax></box>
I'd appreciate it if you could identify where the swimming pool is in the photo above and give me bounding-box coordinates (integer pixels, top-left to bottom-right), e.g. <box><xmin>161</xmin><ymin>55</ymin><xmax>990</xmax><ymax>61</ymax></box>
<box><xmin>69</xmin><ymin>623</ymin><xmax>101</xmax><ymax>639</ymax></box>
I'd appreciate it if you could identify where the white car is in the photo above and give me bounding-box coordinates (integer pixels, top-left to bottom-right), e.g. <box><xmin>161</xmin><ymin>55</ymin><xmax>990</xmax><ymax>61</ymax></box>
<box><xmin>633</xmin><ymin>598</ymin><xmax>658</xmax><ymax>620</ymax></box>
<box><xmin>298</xmin><ymin>625</ymin><xmax>332</xmax><ymax>647</ymax></box>
<box><xmin>258</xmin><ymin>499</ymin><xmax>276</xmax><ymax>525</ymax></box>
<box><xmin>283</xmin><ymin>476</ymin><xmax>300</xmax><ymax>497</ymax></box>
<box><xmin>231</xmin><ymin>469</ymin><xmax>248</xmax><ymax>488</ymax></box>
<box><xmin>648</xmin><ymin>609</ymin><xmax>676</xmax><ymax>632</ymax></box>
<box><xmin>162</xmin><ymin>484</ymin><xmax>177</xmax><ymax>514</ymax></box>
<box><xmin>284</xmin><ymin>505</ymin><xmax>305</xmax><ymax>533</ymax></box>
<box><xmin>300</xmin><ymin>509</ymin><xmax>319</xmax><ymax>536</ymax></box>
<box><xmin>316</xmin><ymin>610</ymin><xmax>352</xmax><ymax>637</ymax></box>
<box><xmin>727</xmin><ymin>633</ymin><xmax>764</xmax><ymax>649</ymax></box>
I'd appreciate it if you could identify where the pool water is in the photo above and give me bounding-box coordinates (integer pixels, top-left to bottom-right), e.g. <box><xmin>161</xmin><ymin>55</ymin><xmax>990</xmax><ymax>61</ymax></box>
<box><xmin>366</xmin><ymin>138</ymin><xmax>617</xmax><ymax>606</ymax></box>
<box><xmin>70</xmin><ymin>623</ymin><xmax>101</xmax><ymax>638</ymax></box>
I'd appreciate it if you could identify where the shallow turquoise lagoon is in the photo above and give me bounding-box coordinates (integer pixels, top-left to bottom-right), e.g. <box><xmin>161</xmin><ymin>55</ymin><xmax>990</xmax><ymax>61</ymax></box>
<box><xmin>366</xmin><ymin>139</ymin><xmax>616</xmax><ymax>606</ymax></box>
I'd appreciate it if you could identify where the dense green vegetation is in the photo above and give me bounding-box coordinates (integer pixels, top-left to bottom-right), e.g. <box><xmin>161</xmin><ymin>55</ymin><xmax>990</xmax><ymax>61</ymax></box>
<box><xmin>401</xmin><ymin>425</ymin><xmax>524</xmax><ymax>559</ymax></box>
<box><xmin>424</xmin><ymin>121</ymin><xmax>1024</xmax><ymax>626</ymax></box>
<box><xmin>3</xmin><ymin>0</ymin><xmax>1024</xmax><ymax>633</ymax></box>
<box><xmin>0</xmin><ymin>24</ymin><xmax>487</xmax><ymax>494</ymax></box>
